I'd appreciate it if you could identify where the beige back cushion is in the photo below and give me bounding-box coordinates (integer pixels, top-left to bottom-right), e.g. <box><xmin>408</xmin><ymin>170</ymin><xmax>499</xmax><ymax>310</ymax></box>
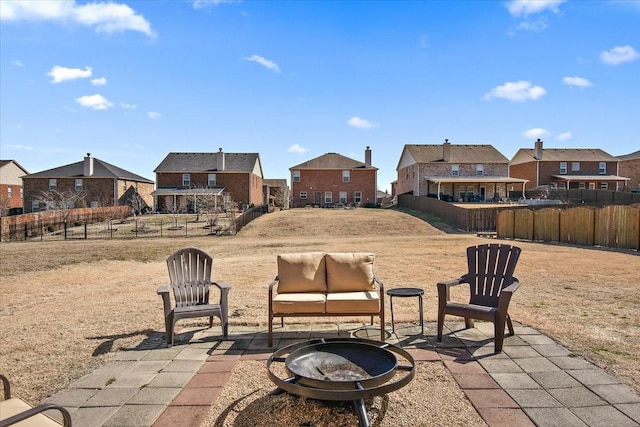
<box><xmin>326</xmin><ymin>252</ymin><xmax>375</xmax><ymax>292</ymax></box>
<box><xmin>277</xmin><ymin>252</ymin><xmax>327</xmax><ymax>293</ymax></box>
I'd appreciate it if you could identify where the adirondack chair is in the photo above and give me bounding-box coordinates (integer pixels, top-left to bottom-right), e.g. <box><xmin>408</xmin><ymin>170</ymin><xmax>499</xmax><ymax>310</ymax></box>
<box><xmin>1</xmin><ymin>374</ymin><xmax>72</xmax><ymax>426</ymax></box>
<box><xmin>436</xmin><ymin>243</ymin><xmax>522</xmax><ymax>353</ymax></box>
<box><xmin>157</xmin><ymin>248</ymin><xmax>231</xmax><ymax>346</ymax></box>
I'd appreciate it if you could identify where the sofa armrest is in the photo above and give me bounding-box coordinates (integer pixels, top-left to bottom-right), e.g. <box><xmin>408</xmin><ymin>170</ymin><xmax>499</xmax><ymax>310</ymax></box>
<box><xmin>373</xmin><ymin>275</ymin><xmax>385</xmax><ymax>294</ymax></box>
<box><xmin>268</xmin><ymin>277</ymin><xmax>279</xmax><ymax>300</ymax></box>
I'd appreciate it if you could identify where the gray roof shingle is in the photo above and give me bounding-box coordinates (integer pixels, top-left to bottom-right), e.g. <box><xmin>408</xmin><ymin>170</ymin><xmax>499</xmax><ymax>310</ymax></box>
<box><xmin>154</xmin><ymin>152</ymin><xmax>260</xmax><ymax>173</ymax></box>
<box><xmin>23</xmin><ymin>158</ymin><xmax>153</xmax><ymax>183</ymax></box>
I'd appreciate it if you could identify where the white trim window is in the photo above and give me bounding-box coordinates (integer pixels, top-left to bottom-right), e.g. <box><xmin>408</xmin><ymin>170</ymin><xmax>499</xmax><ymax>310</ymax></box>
<box><xmin>300</xmin><ymin>191</ymin><xmax>307</xmax><ymax>199</ymax></box>
<box><xmin>324</xmin><ymin>191</ymin><xmax>332</xmax><ymax>204</ymax></box>
<box><xmin>7</xmin><ymin>187</ymin><xmax>12</xmax><ymax>198</ymax></box>
<box><xmin>292</xmin><ymin>170</ymin><xmax>300</xmax><ymax>182</ymax></box>
<box><xmin>559</xmin><ymin>162</ymin><xmax>567</xmax><ymax>174</ymax></box>
<box><xmin>182</xmin><ymin>173</ymin><xmax>191</xmax><ymax>186</ymax></box>
<box><xmin>342</xmin><ymin>170</ymin><xmax>350</xmax><ymax>182</ymax></box>
<box><xmin>354</xmin><ymin>191</ymin><xmax>362</xmax><ymax>204</ymax></box>
<box><xmin>208</xmin><ymin>173</ymin><xmax>216</xmax><ymax>186</ymax></box>
<box><xmin>600</xmin><ymin>182</ymin><xmax>608</xmax><ymax>190</ymax></box>
<box><xmin>579</xmin><ymin>182</ymin><xmax>586</xmax><ymax>189</ymax></box>
<box><xmin>90</xmin><ymin>201</ymin><xmax>99</xmax><ymax>208</ymax></box>
<box><xmin>75</xmin><ymin>179</ymin><xmax>83</xmax><ymax>192</ymax></box>
<box><xmin>589</xmin><ymin>182</ymin><xmax>596</xmax><ymax>189</ymax></box>
<box><xmin>572</xmin><ymin>162</ymin><xmax>580</xmax><ymax>171</ymax></box>
<box><xmin>339</xmin><ymin>191</ymin><xmax>347</xmax><ymax>204</ymax></box>
<box><xmin>476</xmin><ymin>164</ymin><xmax>484</xmax><ymax>176</ymax></box>
<box><xmin>49</xmin><ymin>179</ymin><xmax>57</xmax><ymax>191</ymax></box>
<box><xmin>451</xmin><ymin>164</ymin><xmax>459</xmax><ymax>176</ymax></box>
<box><xmin>31</xmin><ymin>201</ymin><xmax>40</xmax><ymax>212</ymax></box>
<box><xmin>599</xmin><ymin>162</ymin><xmax>606</xmax><ymax>175</ymax></box>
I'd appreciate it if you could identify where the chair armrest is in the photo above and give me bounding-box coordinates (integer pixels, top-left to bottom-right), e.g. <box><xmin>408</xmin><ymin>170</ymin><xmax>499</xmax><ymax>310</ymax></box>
<box><xmin>156</xmin><ymin>285</ymin><xmax>170</xmax><ymax>295</ymax></box>
<box><xmin>268</xmin><ymin>277</ymin><xmax>279</xmax><ymax>299</ymax></box>
<box><xmin>373</xmin><ymin>275</ymin><xmax>385</xmax><ymax>294</ymax></box>
<box><xmin>436</xmin><ymin>277</ymin><xmax>466</xmax><ymax>303</ymax></box>
<box><xmin>498</xmin><ymin>277</ymin><xmax>520</xmax><ymax>313</ymax></box>
<box><xmin>212</xmin><ymin>282</ymin><xmax>231</xmax><ymax>307</ymax></box>
<box><xmin>1</xmin><ymin>374</ymin><xmax>10</xmax><ymax>400</ymax></box>
<box><xmin>0</xmin><ymin>402</ymin><xmax>73</xmax><ymax>427</ymax></box>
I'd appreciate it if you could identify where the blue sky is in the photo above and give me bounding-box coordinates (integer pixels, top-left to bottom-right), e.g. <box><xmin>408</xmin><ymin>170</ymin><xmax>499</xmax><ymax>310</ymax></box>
<box><xmin>1</xmin><ymin>0</ymin><xmax>638</xmax><ymax>193</ymax></box>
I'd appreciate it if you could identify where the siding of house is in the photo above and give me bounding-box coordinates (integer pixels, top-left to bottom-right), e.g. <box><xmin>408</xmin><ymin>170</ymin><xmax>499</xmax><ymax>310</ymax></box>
<box><xmin>619</xmin><ymin>155</ymin><xmax>640</xmax><ymax>191</ymax></box>
<box><xmin>0</xmin><ymin>161</ymin><xmax>27</xmax><ymax>210</ymax></box>
<box><xmin>509</xmin><ymin>162</ymin><xmax>538</xmax><ymax>188</ymax></box>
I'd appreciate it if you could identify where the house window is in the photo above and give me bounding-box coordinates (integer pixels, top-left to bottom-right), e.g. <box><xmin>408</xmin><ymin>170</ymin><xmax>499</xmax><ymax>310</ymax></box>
<box><xmin>476</xmin><ymin>164</ymin><xmax>484</xmax><ymax>176</ymax></box>
<box><xmin>223</xmin><ymin>194</ymin><xmax>231</xmax><ymax>209</ymax></box>
<box><xmin>182</xmin><ymin>174</ymin><xmax>191</xmax><ymax>186</ymax></box>
<box><xmin>324</xmin><ymin>191</ymin><xmax>332</xmax><ymax>204</ymax></box>
<box><xmin>20</xmin><ymin>188</ymin><xmax>23</xmax><ymax>199</ymax></box>
<box><xmin>579</xmin><ymin>182</ymin><xmax>586</xmax><ymax>189</ymax></box>
<box><xmin>292</xmin><ymin>170</ymin><xmax>300</xmax><ymax>182</ymax></box>
<box><xmin>49</xmin><ymin>179</ymin><xmax>57</xmax><ymax>191</ymax></box>
<box><xmin>7</xmin><ymin>187</ymin><xmax>12</xmax><ymax>198</ymax></box>
<box><xmin>342</xmin><ymin>170</ymin><xmax>350</xmax><ymax>182</ymax></box>
<box><xmin>32</xmin><ymin>201</ymin><xmax>40</xmax><ymax>212</ymax></box>
<box><xmin>572</xmin><ymin>162</ymin><xmax>580</xmax><ymax>171</ymax></box>
<box><xmin>339</xmin><ymin>191</ymin><xmax>347</xmax><ymax>204</ymax></box>
<box><xmin>600</xmin><ymin>182</ymin><xmax>608</xmax><ymax>190</ymax></box>
<box><xmin>558</xmin><ymin>182</ymin><xmax>566</xmax><ymax>189</ymax></box>
<box><xmin>208</xmin><ymin>174</ymin><xmax>216</xmax><ymax>186</ymax></box>
<box><xmin>75</xmin><ymin>179</ymin><xmax>83</xmax><ymax>192</ymax></box>
<box><xmin>354</xmin><ymin>191</ymin><xmax>362</xmax><ymax>204</ymax></box>
<box><xmin>599</xmin><ymin>162</ymin><xmax>606</xmax><ymax>175</ymax></box>
<box><xmin>589</xmin><ymin>182</ymin><xmax>596</xmax><ymax>189</ymax></box>
<box><xmin>451</xmin><ymin>165</ymin><xmax>459</xmax><ymax>176</ymax></box>
<box><xmin>300</xmin><ymin>191</ymin><xmax>307</xmax><ymax>199</ymax></box>
<box><xmin>90</xmin><ymin>201</ymin><xmax>99</xmax><ymax>208</ymax></box>
<box><xmin>559</xmin><ymin>162</ymin><xmax>567</xmax><ymax>174</ymax></box>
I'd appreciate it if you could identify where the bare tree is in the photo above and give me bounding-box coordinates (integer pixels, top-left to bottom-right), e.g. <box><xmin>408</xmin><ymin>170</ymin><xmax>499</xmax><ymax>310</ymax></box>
<box><xmin>127</xmin><ymin>192</ymin><xmax>147</xmax><ymax>217</ymax></box>
<box><xmin>0</xmin><ymin>195</ymin><xmax>9</xmax><ymax>218</ymax></box>
<box><xmin>36</xmin><ymin>189</ymin><xmax>87</xmax><ymax>223</ymax></box>
<box><xmin>164</xmin><ymin>195</ymin><xmax>187</xmax><ymax>228</ymax></box>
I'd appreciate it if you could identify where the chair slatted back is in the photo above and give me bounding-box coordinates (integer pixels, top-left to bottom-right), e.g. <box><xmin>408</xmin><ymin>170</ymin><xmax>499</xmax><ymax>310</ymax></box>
<box><xmin>166</xmin><ymin>248</ymin><xmax>212</xmax><ymax>307</ymax></box>
<box><xmin>466</xmin><ymin>243</ymin><xmax>521</xmax><ymax>307</ymax></box>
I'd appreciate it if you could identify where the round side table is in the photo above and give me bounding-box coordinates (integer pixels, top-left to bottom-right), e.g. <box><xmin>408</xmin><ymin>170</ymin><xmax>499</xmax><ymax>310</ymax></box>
<box><xmin>387</xmin><ymin>287</ymin><xmax>424</xmax><ymax>334</ymax></box>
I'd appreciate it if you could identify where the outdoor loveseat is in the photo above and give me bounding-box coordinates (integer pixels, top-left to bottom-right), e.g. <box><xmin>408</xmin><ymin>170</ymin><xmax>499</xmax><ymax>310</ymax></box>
<box><xmin>268</xmin><ymin>252</ymin><xmax>385</xmax><ymax>347</ymax></box>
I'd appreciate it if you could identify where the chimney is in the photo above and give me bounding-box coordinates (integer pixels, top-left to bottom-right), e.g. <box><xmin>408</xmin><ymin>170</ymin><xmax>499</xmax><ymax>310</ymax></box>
<box><xmin>443</xmin><ymin>139</ymin><xmax>451</xmax><ymax>162</ymax></box>
<box><xmin>534</xmin><ymin>138</ymin><xmax>543</xmax><ymax>160</ymax></box>
<box><xmin>84</xmin><ymin>153</ymin><xmax>94</xmax><ymax>176</ymax></box>
<box><xmin>365</xmin><ymin>146</ymin><xmax>372</xmax><ymax>168</ymax></box>
<box><xmin>217</xmin><ymin>147</ymin><xmax>225</xmax><ymax>171</ymax></box>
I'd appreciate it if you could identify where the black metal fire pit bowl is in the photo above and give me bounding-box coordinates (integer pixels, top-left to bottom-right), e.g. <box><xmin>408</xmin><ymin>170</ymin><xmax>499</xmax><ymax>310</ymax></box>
<box><xmin>267</xmin><ymin>337</ymin><xmax>416</xmax><ymax>427</ymax></box>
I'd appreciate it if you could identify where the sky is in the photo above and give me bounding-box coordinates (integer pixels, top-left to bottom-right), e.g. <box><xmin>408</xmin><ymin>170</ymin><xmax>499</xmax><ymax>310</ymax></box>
<box><xmin>1</xmin><ymin>0</ymin><xmax>639</xmax><ymax>193</ymax></box>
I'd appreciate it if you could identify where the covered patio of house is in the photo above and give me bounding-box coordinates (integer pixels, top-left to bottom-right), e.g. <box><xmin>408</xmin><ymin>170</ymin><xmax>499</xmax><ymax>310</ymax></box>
<box><xmin>151</xmin><ymin>187</ymin><xmax>226</xmax><ymax>214</ymax></box>
<box><xmin>426</xmin><ymin>177</ymin><xmax>529</xmax><ymax>202</ymax></box>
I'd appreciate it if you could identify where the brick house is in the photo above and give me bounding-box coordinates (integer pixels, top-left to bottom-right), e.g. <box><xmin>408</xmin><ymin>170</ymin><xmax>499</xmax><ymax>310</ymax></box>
<box><xmin>396</xmin><ymin>140</ymin><xmax>527</xmax><ymax>202</ymax></box>
<box><xmin>618</xmin><ymin>150</ymin><xmax>640</xmax><ymax>192</ymax></box>
<box><xmin>510</xmin><ymin>139</ymin><xmax>629</xmax><ymax>191</ymax></box>
<box><xmin>0</xmin><ymin>160</ymin><xmax>28</xmax><ymax>214</ymax></box>
<box><xmin>22</xmin><ymin>153</ymin><xmax>154</xmax><ymax>213</ymax></box>
<box><xmin>290</xmin><ymin>147</ymin><xmax>377</xmax><ymax>208</ymax></box>
<box><xmin>152</xmin><ymin>149</ymin><xmax>264</xmax><ymax>213</ymax></box>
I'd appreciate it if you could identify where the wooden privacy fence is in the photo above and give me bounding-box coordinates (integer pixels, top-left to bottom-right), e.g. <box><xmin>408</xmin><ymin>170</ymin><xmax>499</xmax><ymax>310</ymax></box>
<box><xmin>497</xmin><ymin>205</ymin><xmax>640</xmax><ymax>250</ymax></box>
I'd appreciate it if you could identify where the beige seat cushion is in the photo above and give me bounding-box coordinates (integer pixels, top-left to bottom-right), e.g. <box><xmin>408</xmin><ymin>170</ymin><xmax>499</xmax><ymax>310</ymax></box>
<box><xmin>326</xmin><ymin>291</ymin><xmax>380</xmax><ymax>313</ymax></box>
<box><xmin>277</xmin><ymin>252</ymin><xmax>327</xmax><ymax>293</ymax></box>
<box><xmin>0</xmin><ymin>399</ymin><xmax>63</xmax><ymax>426</ymax></box>
<box><xmin>326</xmin><ymin>253</ymin><xmax>375</xmax><ymax>292</ymax></box>
<box><xmin>272</xmin><ymin>293</ymin><xmax>326</xmax><ymax>313</ymax></box>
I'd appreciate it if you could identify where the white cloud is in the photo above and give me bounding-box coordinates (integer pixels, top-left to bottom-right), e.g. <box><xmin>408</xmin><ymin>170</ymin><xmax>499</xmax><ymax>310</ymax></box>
<box><xmin>76</xmin><ymin>94</ymin><xmax>113</xmax><ymax>110</ymax></box>
<box><xmin>11</xmin><ymin>59</ymin><xmax>23</xmax><ymax>66</ymax></box>
<box><xmin>563</xmin><ymin>76</ymin><xmax>593</xmax><ymax>88</ymax></box>
<box><xmin>0</xmin><ymin>0</ymin><xmax>155</xmax><ymax>37</ymax></box>
<box><xmin>557</xmin><ymin>132</ymin><xmax>573</xmax><ymax>141</ymax></box>
<box><xmin>245</xmin><ymin>54</ymin><xmax>280</xmax><ymax>73</ymax></box>
<box><xmin>120</xmin><ymin>102</ymin><xmax>136</xmax><ymax>109</ymax></box>
<box><xmin>506</xmin><ymin>0</ymin><xmax>566</xmax><ymax>17</ymax></box>
<box><xmin>348</xmin><ymin>116</ymin><xmax>378</xmax><ymax>129</ymax></box>
<box><xmin>514</xmin><ymin>18</ymin><xmax>548</xmax><ymax>32</ymax></box>
<box><xmin>287</xmin><ymin>144</ymin><xmax>308</xmax><ymax>154</ymax></box>
<box><xmin>600</xmin><ymin>45</ymin><xmax>639</xmax><ymax>66</ymax></box>
<box><xmin>47</xmin><ymin>65</ymin><xmax>92</xmax><ymax>83</ymax></box>
<box><xmin>147</xmin><ymin>111</ymin><xmax>161</xmax><ymax>119</ymax></box>
<box><xmin>4</xmin><ymin>144</ymin><xmax>32</xmax><ymax>150</ymax></box>
<box><xmin>192</xmin><ymin>0</ymin><xmax>238</xmax><ymax>8</ymax></box>
<box><xmin>91</xmin><ymin>77</ymin><xmax>107</xmax><ymax>86</ymax></box>
<box><xmin>483</xmin><ymin>81</ymin><xmax>546</xmax><ymax>102</ymax></box>
<box><xmin>522</xmin><ymin>128</ymin><xmax>550</xmax><ymax>139</ymax></box>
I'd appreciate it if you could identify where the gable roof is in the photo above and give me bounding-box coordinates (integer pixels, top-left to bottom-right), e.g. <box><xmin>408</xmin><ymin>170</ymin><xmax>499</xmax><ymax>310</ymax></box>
<box><xmin>23</xmin><ymin>157</ymin><xmax>153</xmax><ymax>183</ymax></box>
<box><xmin>154</xmin><ymin>152</ymin><xmax>261</xmax><ymax>174</ymax></box>
<box><xmin>617</xmin><ymin>150</ymin><xmax>640</xmax><ymax>161</ymax></box>
<box><xmin>402</xmin><ymin>144</ymin><xmax>509</xmax><ymax>164</ymax></box>
<box><xmin>290</xmin><ymin>152</ymin><xmax>377</xmax><ymax>170</ymax></box>
<box><xmin>0</xmin><ymin>159</ymin><xmax>29</xmax><ymax>175</ymax></box>
<box><xmin>511</xmin><ymin>148</ymin><xmax>617</xmax><ymax>165</ymax></box>
<box><xmin>263</xmin><ymin>178</ymin><xmax>288</xmax><ymax>187</ymax></box>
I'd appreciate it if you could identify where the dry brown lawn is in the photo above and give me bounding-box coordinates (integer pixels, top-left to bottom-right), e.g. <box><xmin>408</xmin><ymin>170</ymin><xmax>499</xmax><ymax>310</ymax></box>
<box><xmin>1</xmin><ymin>207</ymin><xmax>638</xmax><ymax>406</ymax></box>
